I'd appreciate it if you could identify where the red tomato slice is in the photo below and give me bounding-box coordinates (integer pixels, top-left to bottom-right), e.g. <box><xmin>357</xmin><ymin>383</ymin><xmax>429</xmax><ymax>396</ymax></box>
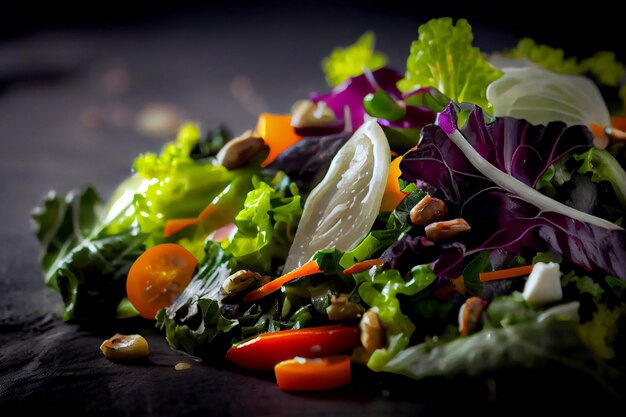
<box><xmin>226</xmin><ymin>325</ymin><xmax>360</xmax><ymax>371</ymax></box>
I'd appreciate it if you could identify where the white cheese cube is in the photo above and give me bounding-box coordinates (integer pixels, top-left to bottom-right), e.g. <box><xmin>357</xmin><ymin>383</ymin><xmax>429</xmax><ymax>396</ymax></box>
<box><xmin>522</xmin><ymin>262</ymin><xmax>563</xmax><ymax>307</ymax></box>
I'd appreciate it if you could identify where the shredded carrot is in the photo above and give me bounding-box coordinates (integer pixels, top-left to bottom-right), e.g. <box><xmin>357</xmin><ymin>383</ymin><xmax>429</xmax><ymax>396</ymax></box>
<box><xmin>479</xmin><ymin>264</ymin><xmax>534</xmax><ymax>283</ymax></box>
<box><xmin>342</xmin><ymin>259</ymin><xmax>385</xmax><ymax>275</ymax></box>
<box><xmin>243</xmin><ymin>260</ymin><xmax>322</xmax><ymax>302</ymax></box>
<box><xmin>592</xmin><ymin>120</ymin><xmax>626</xmax><ymax>142</ymax></box>
<box><xmin>163</xmin><ymin>204</ymin><xmax>217</xmax><ymax>238</ymax></box>
<box><xmin>608</xmin><ymin>126</ymin><xmax>626</xmax><ymax>140</ymax></box>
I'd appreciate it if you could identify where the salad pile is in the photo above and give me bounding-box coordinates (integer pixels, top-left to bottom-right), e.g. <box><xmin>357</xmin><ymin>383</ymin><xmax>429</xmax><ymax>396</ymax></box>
<box><xmin>33</xmin><ymin>18</ymin><xmax>626</xmax><ymax>393</ymax></box>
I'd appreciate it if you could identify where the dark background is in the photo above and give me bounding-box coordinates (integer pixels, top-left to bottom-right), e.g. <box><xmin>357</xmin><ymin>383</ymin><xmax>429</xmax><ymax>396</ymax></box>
<box><xmin>4</xmin><ymin>0</ymin><xmax>624</xmax><ymax>58</ymax></box>
<box><xmin>1</xmin><ymin>1</ymin><xmax>623</xmax><ymax>415</ymax></box>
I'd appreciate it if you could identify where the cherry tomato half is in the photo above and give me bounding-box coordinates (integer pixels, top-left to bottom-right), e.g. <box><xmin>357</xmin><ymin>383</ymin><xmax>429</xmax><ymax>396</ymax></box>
<box><xmin>126</xmin><ymin>244</ymin><xmax>198</xmax><ymax>319</ymax></box>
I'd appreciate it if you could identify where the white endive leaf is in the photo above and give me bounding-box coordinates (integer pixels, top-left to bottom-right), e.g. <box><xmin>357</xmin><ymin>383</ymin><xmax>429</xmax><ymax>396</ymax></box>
<box><xmin>283</xmin><ymin>120</ymin><xmax>390</xmax><ymax>272</ymax></box>
<box><xmin>486</xmin><ymin>67</ymin><xmax>610</xmax><ymax>128</ymax></box>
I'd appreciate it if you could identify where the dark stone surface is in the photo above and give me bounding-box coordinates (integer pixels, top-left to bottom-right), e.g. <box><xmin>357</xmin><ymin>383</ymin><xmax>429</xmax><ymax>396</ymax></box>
<box><xmin>0</xmin><ymin>4</ymin><xmax>622</xmax><ymax>415</ymax></box>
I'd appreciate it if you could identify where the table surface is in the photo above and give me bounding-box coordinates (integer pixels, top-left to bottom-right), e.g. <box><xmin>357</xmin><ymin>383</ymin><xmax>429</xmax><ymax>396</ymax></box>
<box><xmin>1</xmin><ymin>4</ymin><xmax>623</xmax><ymax>415</ymax></box>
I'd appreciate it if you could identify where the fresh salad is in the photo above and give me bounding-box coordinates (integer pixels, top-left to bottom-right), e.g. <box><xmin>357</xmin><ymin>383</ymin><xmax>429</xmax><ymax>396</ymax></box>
<box><xmin>33</xmin><ymin>18</ymin><xmax>626</xmax><ymax>393</ymax></box>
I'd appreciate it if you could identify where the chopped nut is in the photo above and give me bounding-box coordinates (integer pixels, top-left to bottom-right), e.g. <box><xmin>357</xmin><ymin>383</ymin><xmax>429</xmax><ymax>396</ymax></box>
<box><xmin>350</xmin><ymin>346</ymin><xmax>372</xmax><ymax>365</ymax></box>
<box><xmin>215</xmin><ymin>130</ymin><xmax>269</xmax><ymax>169</ymax></box>
<box><xmin>100</xmin><ymin>334</ymin><xmax>149</xmax><ymax>360</ymax></box>
<box><xmin>359</xmin><ymin>310</ymin><xmax>385</xmax><ymax>353</ymax></box>
<box><xmin>424</xmin><ymin>218</ymin><xmax>471</xmax><ymax>241</ymax></box>
<box><xmin>326</xmin><ymin>294</ymin><xmax>365</xmax><ymax>321</ymax></box>
<box><xmin>290</xmin><ymin>100</ymin><xmax>337</xmax><ymax>128</ymax></box>
<box><xmin>175</xmin><ymin>362</ymin><xmax>191</xmax><ymax>371</ymax></box>
<box><xmin>458</xmin><ymin>297</ymin><xmax>487</xmax><ymax>336</ymax></box>
<box><xmin>221</xmin><ymin>270</ymin><xmax>270</xmax><ymax>297</ymax></box>
<box><xmin>410</xmin><ymin>195</ymin><xmax>448</xmax><ymax>226</ymax></box>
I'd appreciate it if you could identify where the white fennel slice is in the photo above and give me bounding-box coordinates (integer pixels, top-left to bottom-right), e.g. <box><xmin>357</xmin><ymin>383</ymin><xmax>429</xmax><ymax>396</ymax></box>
<box><xmin>283</xmin><ymin>120</ymin><xmax>391</xmax><ymax>272</ymax></box>
<box><xmin>487</xmin><ymin>66</ymin><xmax>610</xmax><ymax>128</ymax></box>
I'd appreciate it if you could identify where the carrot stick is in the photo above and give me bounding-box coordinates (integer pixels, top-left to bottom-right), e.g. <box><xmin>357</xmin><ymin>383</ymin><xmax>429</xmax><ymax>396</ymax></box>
<box><xmin>479</xmin><ymin>264</ymin><xmax>534</xmax><ymax>283</ymax></box>
<box><xmin>342</xmin><ymin>259</ymin><xmax>385</xmax><ymax>275</ymax></box>
<box><xmin>243</xmin><ymin>260</ymin><xmax>322</xmax><ymax>302</ymax></box>
<box><xmin>163</xmin><ymin>203</ymin><xmax>217</xmax><ymax>238</ymax></box>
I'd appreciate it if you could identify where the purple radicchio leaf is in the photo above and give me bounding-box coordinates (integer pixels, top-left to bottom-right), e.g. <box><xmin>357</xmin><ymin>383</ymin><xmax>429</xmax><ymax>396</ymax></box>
<box><xmin>377</xmin><ymin>104</ymin><xmax>436</xmax><ymax>129</ymax></box>
<box><xmin>268</xmin><ymin>132</ymin><xmax>350</xmax><ymax>191</ymax></box>
<box><xmin>311</xmin><ymin>67</ymin><xmax>403</xmax><ymax>129</ymax></box>
<box><xmin>381</xmin><ymin>235</ymin><xmax>438</xmax><ymax>275</ymax></box>
<box><xmin>399</xmin><ymin>102</ymin><xmax>626</xmax><ymax>281</ymax></box>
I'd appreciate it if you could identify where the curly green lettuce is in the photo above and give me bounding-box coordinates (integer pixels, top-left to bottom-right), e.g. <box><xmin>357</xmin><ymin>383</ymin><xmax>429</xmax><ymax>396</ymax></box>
<box><xmin>575</xmin><ymin>148</ymin><xmax>626</xmax><ymax>211</ymax></box>
<box><xmin>224</xmin><ymin>173</ymin><xmax>302</xmax><ymax>275</ymax></box>
<box><xmin>507</xmin><ymin>38</ymin><xmax>625</xmax><ymax>87</ymax></box>
<box><xmin>322</xmin><ymin>31</ymin><xmax>387</xmax><ymax>87</ymax></box>
<box><xmin>506</xmin><ymin>38</ymin><xmax>584</xmax><ymax>74</ymax></box>
<box><xmin>132</xmin><ymin>123</ymin><xmax>252</xmax><ymax>235</ymax></box>
<box><xmin>398</xmin><ymin>18</ymin><xmax>502</xmax><ymax>111</ymax></box>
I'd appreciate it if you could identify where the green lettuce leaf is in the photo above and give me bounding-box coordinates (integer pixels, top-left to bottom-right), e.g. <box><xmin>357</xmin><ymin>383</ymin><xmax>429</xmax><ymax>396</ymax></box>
<box><xmin>506</xmin><ymin>38</ymin><xmax>584</xmax><ymax>74</ymax></box>
<box><xmin>484</xmin><ymin>293</ymin><xmax>535</xmax><ymax>328</ymax></box>
<box><xmin>55</xmin><ymin>231</ymin><xmax>145</xmax><ymax>321</ymax></box>
<box><xmin>132</xmin><ymin>123</ymin><xmax>254</xmax><ymax>234</ymax></box>
<box><xmin>535</xmin><ymin>157</ymin><xmax>573</xmax><ymax>198</ymax></box>
<box><xmin>33</xmin><ymin>187</ymin><xmax>101</xmax><ymax>286</ymax></box>
<box><xmin>385</xmin><ymin>186</ymin><xmax>427</xmax><ymax>230</ymax></box>
<box><xmin>561</xmin><ymin>271</ymin><xmax>626</xmax><ymax>360</ymax></box>
<box><xmin>574</xmin><ymin>148</ymin><xmax>626</xmax><ymax>211</ymax></box>
<box><xmin>356</xmin><ymin>265</ymin><xmax>437</xmax><ymax>370</ymax></box>
<box><xmin>32</xmin><ymin>186</ymin><xmax>145</xmax><ymax>321</ymax></box>
<box><xmin>507</xmin><ymin>38</ymin><xmax>625</xmax><ymax>87</ymax></box>
<box><xmin>190</xmin><ymin>126</ymin><xmax>232</xmax><ymax>160</ymax></box>
<box><xmin>398</xmin><ymin>18</ymin><xmax>502</xmax><ymax>111</ymax></box>
<box><xmin>157</xmin><ymin>241</ymin><xmax>238</xmax><ymax>357</ymax></box>
<box><xmin>582</xmin><ymin>51</ymin><xmax>626</xmax><ymax>87</ymax></box>
<box><xmin>224</xmin><ymin>173</ymin><xmax>302</xmax><ymax>275</ymax></box>
<box><xmin>156</xmin><ymin>298</ymin><xmax>237</xmax><ymax>358</ymax></box>
<box><xmin>382</xmin><ymin>318</ymin><xmax>610</xmax><ymax>387</ymax></box>
<box><xmin>322</xmin><ymin>31</ymin><xmax>387</xmax><ymax>87</ymax></box>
